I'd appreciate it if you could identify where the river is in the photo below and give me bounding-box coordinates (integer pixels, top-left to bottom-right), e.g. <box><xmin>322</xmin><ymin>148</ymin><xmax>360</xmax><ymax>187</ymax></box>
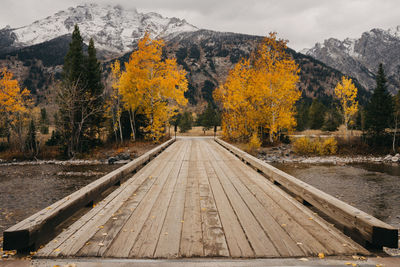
<box><xmin>272</xmin><ymin>162</ymin><xmax>400</xmax><ymax>229</ymax></box>
<box><xmin>0</xmin><ymin>163</ymin><xmax>121</xmax><ymax>243</ymax></box>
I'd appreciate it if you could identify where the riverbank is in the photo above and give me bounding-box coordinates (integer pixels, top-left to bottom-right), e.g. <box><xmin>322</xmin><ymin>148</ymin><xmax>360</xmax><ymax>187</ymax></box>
<box><xmin>229</xmin><ymin>142</ymin><xmax>400</xmax><ymax>164</ymax></box>
<box><xmin>0</xmin><ymin>140</ymin><xmax>160</xmax><ymax>165</ymax></box>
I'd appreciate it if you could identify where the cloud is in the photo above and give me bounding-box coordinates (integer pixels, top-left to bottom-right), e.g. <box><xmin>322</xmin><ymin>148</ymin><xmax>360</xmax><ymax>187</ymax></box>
<box><xmin>1</xmin><ymin>0</ymin><xmax>399</xmax><ymax>50</ymax></box>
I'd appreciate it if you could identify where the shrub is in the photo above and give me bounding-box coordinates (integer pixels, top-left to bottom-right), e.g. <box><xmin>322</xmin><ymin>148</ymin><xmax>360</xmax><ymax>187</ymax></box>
<box><xmin>320</xmin><ymin>137</ymin><xmax>338</xmax><ymax>155</ymax></box>
<box><xmin>292</xmin><ymin>136</ymin><xmax>314</xmax><ymax>155</ymax></box>
<box><xmin>292</xmin><ymin>136</ymin><xmax>337</xmax><ymax>156</ymax></box>
<box><xmin>247</xmin><ymin>133</ymin><xmax>261</xmax><ymax>152</ymax></box>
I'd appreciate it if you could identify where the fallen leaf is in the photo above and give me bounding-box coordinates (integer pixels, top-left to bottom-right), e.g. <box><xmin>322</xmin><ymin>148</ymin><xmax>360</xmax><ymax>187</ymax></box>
<box><xmin>308</xmin><ymin>217</ymin><xmax>313</xmax><ymax>220</ymax></box>
<box><xmin>345</xmin><ymin>263</ymin><xmax>352</xmax><ymax>265</ymax></box>
<box><xmin>298</xmin><ymin>258</ymin><xmax>309</xmax><ymax>261</ymax></box>
<box><xmin>352</xmin><ymin>264</ymin><xmax>357</xmax><ymax>267</ymax></box>
<box><xmin>296</xmin><ymin>242</ymin><xmax>303</xmax><ymax>245</ymax></box>
<box><xmin>112</xmin><ymin>217</ymin><xmax>118</xmax><ymax>220</ymax></box>
<box><xmin>85</xmin><ymin>242</ymin><xmax>90</xmax><ymax>245</ymax></box>
<box><xmin>181</xmin><ymin>220</ymin><xmax>184</xmax><ymax>223</ymax></box>
<box><xmin>102</xmin><ymin>233</ymin><xmax>108</xmax><ymax>236</ymax></box>
<box><xmin>281</xmin><ymin>224</ymin><xmax>287</xmax><ymax>227</ymax></box>
<box><xmin>98</xmin><ymin>243</ymin><xmax>104</xmax><ymax>246</ymax></box>
<box><xmin>54</xmin><ymin>248</ymin><xmax>60</xmax><ymax>252</ymax></box>
<box><xmin>318</xmin><ymin>252</ymin><xmax>325</xmax><ymax>259</ymax></box>
<box><xmin>99</xmin><ymin>225</ymin><xmax>104</xmax><ymax>229</ymax></box>
<box><xmin>201</xmin><ymin>208</ymin><xmax>206</xmax><ymax>211</ymax></box>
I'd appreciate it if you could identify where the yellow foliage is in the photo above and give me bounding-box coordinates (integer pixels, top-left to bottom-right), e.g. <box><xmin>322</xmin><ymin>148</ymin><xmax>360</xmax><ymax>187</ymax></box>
<box><xmin>0</xmin><ymin>68</ymin><xmax>32</xmax><ymax>150</ymax></box>
<box><xmin>292</xmin><ymin>137</ymin><xmax>315</xmax><ymax>155</ymax></box>
<box><xmin>292</xmin><ymin>137</ymin><xmax>337</xmax><ymax>156</ymax></box>
<box><xmin>334</xmin><ymin>77</ymin><xmax>358</xmax><ymax>139</ymax></box>
<box><xmin>214</xmin><ymin>33</ymin><xmax>300</xmax><ymax>142</ymax></box>
<box><xmin>0</xmin><ymin>68</ymin><xmax>30</xmax><ymax>114</ymax></box>
<box><xmin>320</xmin><ymin>137</ymin><xmax>338</xmax><ymax>155</ymax></box>
<box><xmin>118</xmin><ymin>33</ymin><xmax>188</xmax><ymax>142</ymax></box>
<box><xmin>247</xmin><ymin>132</ymin><xmax>262</xmax><ymax>152</ymax></box>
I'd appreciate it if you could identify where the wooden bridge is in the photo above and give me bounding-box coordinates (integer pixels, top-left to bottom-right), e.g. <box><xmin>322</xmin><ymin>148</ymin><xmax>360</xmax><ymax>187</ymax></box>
<box><xmin>3</xmin><ymin>137</ymin><xmax>398</xmax><ymax>261</ymax></box>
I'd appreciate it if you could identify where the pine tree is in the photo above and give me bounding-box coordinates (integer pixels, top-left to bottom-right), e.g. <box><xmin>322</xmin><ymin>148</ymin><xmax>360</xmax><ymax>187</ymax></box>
<box><xmin>198</xmin><ymin>102</ymin><xmax>220</xmax><ymax>134</ymax></box>
<box><xmin>63</xmin><ymin>25</ymin><xmax>85</xmax><ymax>86</ymax></box>
<box><xmin>365</xmin><ymin>64</ymin><xmax>393</xmax><ymax>135</ymax></box>
<box><xmin>25</xmin><ymin>119</ymin><xmax>37</xmax><ymax>156</ymax></box>
<box><xmin>39</xmin><ymin>107</ymin><xmax>49</xmax><ymax>134</ymax></box>
<box><xmin>308</xmin><ymin>99</ymin><xmax>326</xmax><ymax>129</ymax></box>
<box><xmin>178</xmin><ymin>111</ymin><xmax>193</xmax><ymax>133</ymax></box>
<box><xmin>86</xmin><ymin>38</ymin><xmax>104</xmax><ymax>140</ymax></box>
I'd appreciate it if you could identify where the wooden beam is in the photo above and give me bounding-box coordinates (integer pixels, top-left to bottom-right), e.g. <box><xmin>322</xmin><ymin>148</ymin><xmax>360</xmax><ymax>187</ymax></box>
<box><xmin>215</xmin><ymin>138</ymin><xmax>398</xmax><ymax>249</ymax></box>
<box><xmin>3</xmin><ymin>138</ymin><xmax>175</xmax><ymax>251</ymax></box>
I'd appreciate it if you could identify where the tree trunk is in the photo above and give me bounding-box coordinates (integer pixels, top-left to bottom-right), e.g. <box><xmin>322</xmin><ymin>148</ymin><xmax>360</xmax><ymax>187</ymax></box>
<box><xmin>128</xmin><ymin>109</ymin><xmax>136</xmax><ymax>141</ymax></box>
<box><xmin>393</xmin><ymin>114</ymin><xmax>398</xmax><ymax>153</ymax></box>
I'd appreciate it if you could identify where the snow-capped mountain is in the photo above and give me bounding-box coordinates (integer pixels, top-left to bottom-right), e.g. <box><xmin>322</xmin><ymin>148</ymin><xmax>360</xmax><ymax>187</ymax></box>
<box><xmin>1</xmin><ymin>3</ymin><xmax>198</xmax><ymax>54</ymax></box>
<box><xmin>303</xmin><ymin>26</ymin><xmax>400</xmax><ymax>94</ymax></box>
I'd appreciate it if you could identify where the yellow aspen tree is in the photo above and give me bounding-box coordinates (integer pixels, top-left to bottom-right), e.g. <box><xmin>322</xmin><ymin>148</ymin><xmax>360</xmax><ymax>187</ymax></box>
<box><xmin>214</xmin><ymin>33</ymin><xmax>300</xmax><ymax>143</ymax></box>
<box><xmin>334</xmin><ymin>76</ymin><xmax>358</xmax><ymax>141</ymax></box>
<box><xmin>0</xmin><ymin>68</ymin><xmax>31</xmax><ymax>150</ymax></box>
<box><xmin>119</xmin><ymin>33</ymin><xmax>188</xmax><ymax>142</ymax></box>
<box><xmin>105</xmin><ymin>60</ymin><xmax>124</xmax><ymax>143</ymax></box>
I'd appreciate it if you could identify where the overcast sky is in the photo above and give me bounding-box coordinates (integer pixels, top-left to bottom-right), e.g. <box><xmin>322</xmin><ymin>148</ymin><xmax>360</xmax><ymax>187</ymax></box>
<box><xmin>1</xmin><ymin>0</ymin><xmax>399</xmax><ymax>51</ymax></box>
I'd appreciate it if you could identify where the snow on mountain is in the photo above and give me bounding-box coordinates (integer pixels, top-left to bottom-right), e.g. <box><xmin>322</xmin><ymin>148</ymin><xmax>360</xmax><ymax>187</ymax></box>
<box><xmin>7</xmin><ymin>3</ymin><xmax>198</xmax><ymax>54</ymax></box>
<box><xmin>303</xmin><ymin>26</ymin><xmax>400</xmax><ymax>94</ymax></box>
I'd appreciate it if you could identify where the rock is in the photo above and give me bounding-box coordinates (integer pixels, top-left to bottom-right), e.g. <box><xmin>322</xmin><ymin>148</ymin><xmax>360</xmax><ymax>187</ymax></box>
<box><xmin>108</xmin><ymin>157</ymin><xmax>118</xmax><ymax>165</ymax></box>
<box><xmin>395</xmin><ymin>153</ymin><xmax>400</xmax><ymax>158</ymax></box>
<box><xmin>384</xmin><ymin>155</ymin><xmax>392</xmax><ymax>161</ymax></box>
<box><xmin>391</xmin><ymin>156</ymin><xmax>399</xmax><ymax>162</ymax></box>
<box><xmin>117</xmin><ymin>153</ymin><xmax>131</xmax><ymax>160</ymax></box>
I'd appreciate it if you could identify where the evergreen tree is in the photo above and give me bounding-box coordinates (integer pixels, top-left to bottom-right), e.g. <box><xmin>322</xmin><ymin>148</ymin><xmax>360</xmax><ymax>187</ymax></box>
<box><xmin>308</xmin><ymin>99</ymin><xmax>326</xmax><ymax>129</ymax></box>
<box><xmin>25</xmin><ymin>119</ymin><xmax>37</xmax><ymax>156</ymax></box>
<box><xmin>365</xmin><ymin>64</ymin><xmax>393</xmax><ymax>135</ymax></box>
<box><xmin>58</xmin><ymin>25</ymin><xmax>104</xmax><ymax>157</ymax></box>
<box><xmin>85</xmin><ymin>38</ymin><xmax>104</xmax><ymax>140</ymax></box>
<box><xmin>295</xmin><ymin>100</ymin><xmax>311</xmax><ymax>131</ymax></box>
<box><xmin>322</xmin><ymin>108</ymin><xmax>341</xmax><ymax>131</ymax></box>
<box><xmin>198</xmin><ymin>102</ymin><xmax>220</xmax><ymax>134</ymax></box>
<box><xmin>39</xmin><ymin>107</ymin><xmax>49</xmax><ymax>134</ymax></box>
<box><xmin>63</xmin><ymin>25</ymin><xmax>85</xmax><ymax>86</ymax></box>
<box><xmin>178</xmin><ymin>111</ymin><xmax>193</xmax><ymax>133</ymax></box>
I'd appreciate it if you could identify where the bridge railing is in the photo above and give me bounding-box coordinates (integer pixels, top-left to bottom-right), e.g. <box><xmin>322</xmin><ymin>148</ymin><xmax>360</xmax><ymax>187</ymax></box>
<box><xmin>3</xmin><ymin>138</ymin><xmax>175</xmax><ymax>251</ymax></box>
<box><xmin>215</xmin><ymin>137</ymin><xmax>398</xmax><ymax>249</ymax></box>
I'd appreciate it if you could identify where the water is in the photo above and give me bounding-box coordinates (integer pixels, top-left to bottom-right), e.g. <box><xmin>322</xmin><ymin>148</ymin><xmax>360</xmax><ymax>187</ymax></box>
<box><xmin>0</xmin><ymin>163</ymin><xmax>121</xmax><ymax>240</ymax></box>
<box><xmin>272</xmin><ymin>162</ymin><xmax>400</xmax><ymax>229</ymax></box>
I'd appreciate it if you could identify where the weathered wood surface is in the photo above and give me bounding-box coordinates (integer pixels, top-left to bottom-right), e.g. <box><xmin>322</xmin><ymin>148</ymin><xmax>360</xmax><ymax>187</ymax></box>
<box><xmin>3</xmin><ymin>138</ymin><xmax>175</xmax><ymax>251</ymax></box>
<box><xmin>215</xmin><ymin>138</ymin><xmax>398</xmax><ymax>249</ymax></box>
<box><xmin>35</xmin><ymin>137</ymin><xmax>370</xmax><ymax>259</ymax></box>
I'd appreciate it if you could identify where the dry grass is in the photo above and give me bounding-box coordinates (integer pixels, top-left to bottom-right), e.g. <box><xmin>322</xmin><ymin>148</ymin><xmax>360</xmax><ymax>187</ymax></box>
<box><xmin>175</xmin><ymin>126</ymin><xmax>222</xmax><ymax>137</ymax></box>
<box><xmin>293</xmin><ymin>125</ymin><xmax>362</xmax><ymax>138</ymax></box>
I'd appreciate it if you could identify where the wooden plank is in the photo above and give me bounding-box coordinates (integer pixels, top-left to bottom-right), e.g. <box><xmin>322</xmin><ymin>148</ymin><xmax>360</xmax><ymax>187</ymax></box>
<box><xmin>216</xmin><ymin>138</ymin><xmax>394</xmax><ymax>249</ymax></box>
<box><xmin>209</xmin><ymin>141</ymin><xmax>305</xmax><ymax>257</ymax></box>
<box><xmin>195</xmin><ymin>141</ymin><xmax>230</xmax><ymax>257</ymax></box>
<box><xmin>129</xmin><ymin>141</ymin><xmax>190</xmax><ymax>258</ymax></box>
<box><xmin>4</xmin><ymin>138</ymin><xmax>175</xmax><ymax>251</ymax></box>
<box><xmin>180</xmin><ymin>140</ymin><xmax>204</xmax><ymax>257</ymax></box>
<box><xmin>103</xmin><ymin>142</ymin><xmax>185</xmax><ymax>258</ymax></box>
<box><xmin>36</xmin><ymin>141</ymin><xmax>181</xmax><ymax>258</ymax></box>
<box><xmin>154</xmin><ymin>159</ymin><xmax>189</xmax><ymax>258</ymax></box>
<box><xmin>202</xmin><ymin>162</ymin><xmax>253</xmax><ymax>258</ymax></box>
<box><xmin>237</xmin><ymin>163</ymin><xmax>369</xmax><ymax>255</ymax></box>
<box><xmin>210</xmin><ymin>142</ymin><xmax>337</xmax><ymax>255</ymax></box>
<box><xmin>205</xmin><ymin>142</ymin><xmax>280</xmax><ymax>257</ymax></box>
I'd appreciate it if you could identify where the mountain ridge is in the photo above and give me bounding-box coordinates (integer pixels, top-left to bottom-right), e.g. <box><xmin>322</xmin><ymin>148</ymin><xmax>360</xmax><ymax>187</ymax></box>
<box><xmin>0</xmin><ymin>3</ymin><xmax>198</xmax><ymax>56</ymax></box>
<box><xmin>304</xmin><ymin>26</ymin><xmax>400</xmax><ymax>94</ymax></box>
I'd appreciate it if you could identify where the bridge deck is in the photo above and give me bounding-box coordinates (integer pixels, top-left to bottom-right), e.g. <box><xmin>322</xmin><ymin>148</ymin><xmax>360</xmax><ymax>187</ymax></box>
<box><xmin>36</xmin><ymin>138</ymin><xmax>368</xmax><ymax>259</ymax></box>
